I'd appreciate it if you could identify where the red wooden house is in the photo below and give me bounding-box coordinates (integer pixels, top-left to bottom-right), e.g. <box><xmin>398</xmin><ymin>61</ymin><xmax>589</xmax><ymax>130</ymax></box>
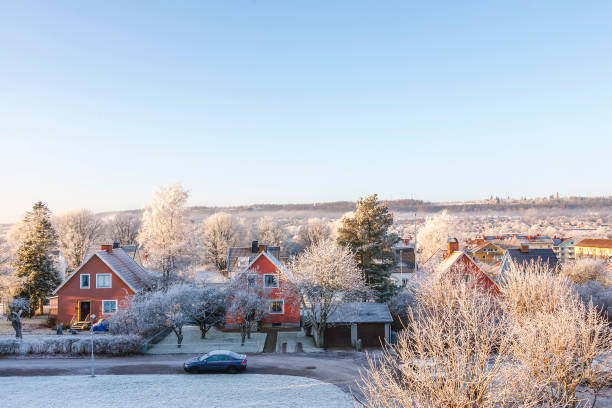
<box><xmin>50</xmin><ymin>244</ymin><xmax>154</xmax><ymax>328</ymax></box>
<box><xmin>226</xmin><ymin>247</ymin><xmax>300</xmax><ymax>329</ymax></box>
<box><xmin>435</xmin><ymin>238</ymin><xmax>500</xmax><ymax>295</ymax></box>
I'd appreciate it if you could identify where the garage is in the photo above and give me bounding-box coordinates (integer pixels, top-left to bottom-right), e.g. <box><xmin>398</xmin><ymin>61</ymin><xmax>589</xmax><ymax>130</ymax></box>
<box><xmin>316</xmin><ymin>303</ymin><xmax>393</xmax><ymax>349</ymax></box>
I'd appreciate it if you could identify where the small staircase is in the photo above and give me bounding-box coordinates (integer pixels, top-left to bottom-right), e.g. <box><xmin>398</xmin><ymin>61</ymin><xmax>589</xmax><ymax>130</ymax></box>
<box><xmin>70</xmin><ymin>313</ymin><xmax>92</xmax><ymax>330</ymax></box>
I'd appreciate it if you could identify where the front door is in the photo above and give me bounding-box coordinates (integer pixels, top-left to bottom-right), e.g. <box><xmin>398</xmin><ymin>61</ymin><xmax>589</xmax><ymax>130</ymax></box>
<box><xmin>79</xmin><ymin>301</ymin><xmax>91</xmax><ymax>321</ymax></box>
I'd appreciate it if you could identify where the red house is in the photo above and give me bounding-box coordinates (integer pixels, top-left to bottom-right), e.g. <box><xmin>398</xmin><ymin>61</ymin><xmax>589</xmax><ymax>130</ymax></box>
<box><xmin>435</xmin><ymin>238</ymin><xmax>500</xmax><ymax>295</ymax></box>
<box><xmin>226</xmin><ymin>247</ymin><xmax>300</xmax><ymax>329</ymax></box>
<box><xmin>50</xmin><ymin>244</ymin><xmax>154</xmax><ymax>328</ymax></box>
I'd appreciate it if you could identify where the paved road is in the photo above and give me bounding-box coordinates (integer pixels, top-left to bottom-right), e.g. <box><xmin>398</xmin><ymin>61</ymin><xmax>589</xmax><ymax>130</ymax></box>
<box><xmin>0</xmin><ymin>352</ymin><xmax>369</xmax><ymax>401</ymax></box>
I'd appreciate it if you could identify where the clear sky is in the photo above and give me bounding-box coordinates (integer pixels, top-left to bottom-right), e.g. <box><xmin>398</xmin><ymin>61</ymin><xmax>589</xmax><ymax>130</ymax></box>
<box><xmin>1</xmin><ymin>1</ymin><xmax>611</xmax><ymax>222</ymax></box>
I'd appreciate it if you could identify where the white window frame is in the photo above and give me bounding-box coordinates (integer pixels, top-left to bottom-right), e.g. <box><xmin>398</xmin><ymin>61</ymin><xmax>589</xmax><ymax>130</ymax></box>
<box><xmin>96</xmin><ymin>273</ymin><xmax>112</xmax><ymax>288</ymax></box>
<box><xmin>264</xmin><ymin>274</ymin><xmax>279</xmax><ymax>288</ymax></box>
<box><xmin>269</xmin><ymin>299</ymin><xmax>284</xmax><ymax>314</ymax></box>
<box><xmin>80</xmin><ymin>274</ymin><xmax>90</xmax><ymax>289</ymax></box>
<box><xmin>102</xmin><ymin>299</ymin><xmax>118</xmax><ymax>314</ymax></box>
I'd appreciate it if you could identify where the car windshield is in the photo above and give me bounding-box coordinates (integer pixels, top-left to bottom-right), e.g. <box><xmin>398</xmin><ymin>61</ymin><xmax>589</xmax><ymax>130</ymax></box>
<box><xmin>227</xmin><ymin>351</ymin><xmax>243</xmax><ymax>360</ymax></box>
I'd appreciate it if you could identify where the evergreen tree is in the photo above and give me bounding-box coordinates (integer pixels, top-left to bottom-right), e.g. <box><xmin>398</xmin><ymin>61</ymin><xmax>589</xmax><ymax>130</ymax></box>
<box><xmin>337</xmin><ymin>194</ymin><xmax>399</xmax><ymax>302</ymax></box>
<box><xmin>15</xmin><ymin>202</ymin><xmax>60</xmax><ymax>315</ymax></box>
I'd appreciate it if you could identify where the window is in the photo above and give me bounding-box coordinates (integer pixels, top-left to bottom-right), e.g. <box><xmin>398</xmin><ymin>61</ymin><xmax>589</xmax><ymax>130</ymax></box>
<box><xmin>97</xmin><ymin>274</ymin><xmax>112</xmax><ymax>288</ymax></box>
<box><xmin>264</xmin><ymin>274</ymin><xmax>278</xmax><ymax>288</ymax></box>
<box><xmin>102</xmin><ymin>300</ymin><xmax>117</xmax><ymax>314</ymax></box>
<box><xmin>247</xmin><ymin>274</ymin><xmax>257</xmax><ymax>288</ymax></box>
<box><xmin>270</xmin><ymin>300</ymin><xmax>284</xmax><ymax>314</ymax></box>
<box><xmin>80</xmin><ymin>274</ymin><xmax>90</xmax><ymax>289</ymax></box>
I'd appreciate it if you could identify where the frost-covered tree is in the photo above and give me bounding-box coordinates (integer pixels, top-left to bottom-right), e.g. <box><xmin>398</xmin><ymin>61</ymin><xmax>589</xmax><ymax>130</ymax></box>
<box><xmin>4</xmin><ymin>298</ymin><xmax>29</xmax><ymax>339</ymax></box>
<box><xmin>147</xmin><ymin>284</ymin><xmax>194</xmax><ymax>348</ymax></box>
<box><xmin>14</xmin><ymin>202</ymin><xmax>60</xmax><ymax>315</ymax></box>
<box><xmin>227</xmin><ymin>289</ymin><xmax>267</xmax><ymax>346</ymax></box>
<box><xmin>561</xmin><ymin>258</ymin><xmax>609</xmax><ymax>285</ymax></box>
<box><xmin>56</xmin><ymin>210</ymin><xmax>105</xmax><ymax>271</ymax></box>
<box><xmin>386</xmin><ymin>289</ymin><xmax>416</xmax><ymax>331</ymax></box>
<box><xmin>288</xmin><ymin>239</ymin><xmax>368</xmax><ymax>347</ymax></box>
<box><xmin>138</xmin><ymin>184</ymin><xmax>190</xmax><ymax>288</ymax></box>
<box><xmin>337</xmin><ymin>194</ymin><xmax>399</xmax><ymax>301</ymax></box>
<box><xmin>0</xmin><ymin>237</ymin><xmax>20</xmax><ymax>299</ymax></box>
<box><xmin>183</xmin><ymin>285</ymin><xmax>226</xmax><ymax>339</ymax></box>
<box><xmin>416</xmin><ymin>209</ymin><xmax>461</xmax><ymax>263</ymax></box>
<box><xmin>108</xmin><ymin>213</ymin><xmax>141</xmax><ymax>246</ymax></box>
<box><xmin>256</xmin><ymin>216</ymin><xmax>286</xmax><ymax>246</ymax></box>
<box><xmin>203</xmin><ymin>212</ymin><xmax>241</xmax><ymax>272</ymax></box>
<box><xmin>297</xmin><ymin>218</ymin><xmax>331</xmax><ymax>249</ymax></box>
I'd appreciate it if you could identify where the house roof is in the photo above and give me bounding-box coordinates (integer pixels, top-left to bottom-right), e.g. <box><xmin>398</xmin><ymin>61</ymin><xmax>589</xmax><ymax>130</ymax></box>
<box><xmin>233</xmin><ymin>250</ymin><xmax>295</xmax><ymax>283</ymax></box>
<box><xmin>53</xmin><ymin>248</ymin><xmax>153</xmax><ymax>294</ymax></box>
<box><xmin>227</xmin><ymin>246</ymin><xmax>280</xmax><ymax>274</ymax></box>
<box><xmin>321</xmin><ymin>302</ymin><xmax>393</xmax><ymax>324</ymax></box>
<box><xmin>435</xmin><ymin>251</ymin><xmax>474</xmax><ymax>274</ymax></box>
<box><xmin>505</xmin><ymin>248</ymin><xmax>558</xmax><ymax>270</ymax></box>
<box><xmin>83</xmin><ymin>244</ymin><xmax>139</xmax><ymax>262</ymax></box>
<box><xmin>575</xmin><ymin>239</ymin><xmax>612</xmax><ymax>249</ymax></box>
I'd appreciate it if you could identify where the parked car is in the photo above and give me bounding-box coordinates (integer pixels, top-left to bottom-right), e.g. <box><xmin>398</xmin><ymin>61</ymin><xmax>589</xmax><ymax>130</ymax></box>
<box><xmin>184</xmin><ymin>350</ymin><xmax>247</xmax><ymax>374</ymax></box>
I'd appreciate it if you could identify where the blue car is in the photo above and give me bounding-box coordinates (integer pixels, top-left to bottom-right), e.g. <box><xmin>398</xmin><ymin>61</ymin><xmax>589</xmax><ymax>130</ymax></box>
<box><xmin>184</xmin><ymin>350</ymin><xmax>247</xmax><ymax>374</ymax></box>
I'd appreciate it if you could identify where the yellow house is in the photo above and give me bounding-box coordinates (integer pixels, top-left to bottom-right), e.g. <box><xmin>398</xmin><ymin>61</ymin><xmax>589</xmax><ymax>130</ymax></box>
<box><xmin>574</xmin><ymin>239</ymin><xmax>612</xmax><ymax>259</ymax></box>
<box><xmin>468</xmin><ymin>242</ymin><xmax>506</xmax><ymax>264</ymax></box>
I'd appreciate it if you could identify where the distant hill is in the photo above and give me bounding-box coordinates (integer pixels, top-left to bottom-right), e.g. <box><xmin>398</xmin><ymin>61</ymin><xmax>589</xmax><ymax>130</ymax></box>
<box><xmin>95</xmin><ymin>195</ymin><xmax>612</xmax><ymax>221</ymax></box>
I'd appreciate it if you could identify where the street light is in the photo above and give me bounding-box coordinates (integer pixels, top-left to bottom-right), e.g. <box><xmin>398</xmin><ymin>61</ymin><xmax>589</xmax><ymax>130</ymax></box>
<box><xmin>90</xmin><ymin>314</ymin><xmax>96</xmax><ymax>377</ymax></box>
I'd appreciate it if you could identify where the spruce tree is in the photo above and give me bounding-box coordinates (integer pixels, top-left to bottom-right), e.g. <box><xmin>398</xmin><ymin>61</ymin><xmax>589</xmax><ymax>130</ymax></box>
<box><xmin>15</xmin><ymin>202</ymin><xmax>60</xmax><ymax>315</ymax></box>
<box><xmin>337</xmin><ymin>194</ymin><xmax>399</xmax><ymax>302</ymax></box>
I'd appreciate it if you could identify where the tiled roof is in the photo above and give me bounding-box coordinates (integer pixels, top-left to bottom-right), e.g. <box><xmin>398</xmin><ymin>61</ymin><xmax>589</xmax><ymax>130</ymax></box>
<box><xmin>227</xmin><ymin>246</ymin><xmax>280</xmax><ymax>274</ymax></box>
<box><xmin>95</xmin><ymin>248</ymin><xmax>153</xmax><ymax>291</ymax></box>
<box><xmin>575</xmin><ymin>239</ymin><xmax>612</xmax><ymax>249</ymax></box>
<box><xmin>54</xmin><ymin>248</ymin><xmax>153</xmax><ymax>294</ymax></box>
<box><xmin>505</xmin><ymin>248</ymin><xmax>558</xmax><ymax>270</ymax></box>
<box><xmin>84</xmin><ymin>244</ymin><xmax>139</xmax><ymax>262</ymax></box>
<box><xmin>320</xmin><ymin>302</ymin><xmax>393</xmax><ymax>324</ymax></box>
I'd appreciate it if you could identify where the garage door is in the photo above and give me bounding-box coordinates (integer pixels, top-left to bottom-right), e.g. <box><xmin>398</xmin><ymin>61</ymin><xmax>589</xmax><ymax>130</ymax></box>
<box><xmin>324</xmin><ymin>324</ymin><xmax>351</xmax><ymax>347</ymax></box>
<box><xmin>357</xmin><ymin>323</ymin><xmax>386</xmax><ymax>347</ymax></box>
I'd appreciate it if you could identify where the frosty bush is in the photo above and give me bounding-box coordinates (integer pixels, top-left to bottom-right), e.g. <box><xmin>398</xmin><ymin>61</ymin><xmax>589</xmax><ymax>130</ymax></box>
<box><xmin>562</xmin><ymin>258</ymin><xmax>609</xmax><ymax>285</ymax></box>
<box><xmin>0</xmin><ymin>335</ymin><xmax>143</xmax><ymax>356</ymax></box>
<box><xmin>360</xmin><ymin>263</ymin><xmax>612</xmax><ymax>408</ymax></box>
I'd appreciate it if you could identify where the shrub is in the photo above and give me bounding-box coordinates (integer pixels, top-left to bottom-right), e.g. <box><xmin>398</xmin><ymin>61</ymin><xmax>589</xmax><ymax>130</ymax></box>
<box><xmin>561</xmin><ymin>258</ymin><xmax>608</xmax><ymax>285</ymax></box>
<box><xmin>0</xmin><ymin>335</ymin><xmax>143</xmax><ymax>356</ymax></box>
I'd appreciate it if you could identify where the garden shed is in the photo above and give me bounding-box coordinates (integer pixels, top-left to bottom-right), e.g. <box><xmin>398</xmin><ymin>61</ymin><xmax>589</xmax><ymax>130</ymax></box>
<box><xmin>315</xmin><ymin>303</ymin><xmax>393</xmax><ymax>348</ymax></box>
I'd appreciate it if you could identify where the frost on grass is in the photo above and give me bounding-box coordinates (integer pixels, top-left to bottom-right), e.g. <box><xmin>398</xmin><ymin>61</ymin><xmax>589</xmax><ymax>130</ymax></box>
<box><xmin>2</xmin><ymin>375</ymin><xmax>354</xmax><ymax>408</ymax></box>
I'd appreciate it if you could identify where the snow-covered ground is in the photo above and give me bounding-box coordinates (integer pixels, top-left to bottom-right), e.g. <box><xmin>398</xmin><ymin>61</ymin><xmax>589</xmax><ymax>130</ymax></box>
<box><xmin>2</xmin><ymin>374</ymin><xmax>354</xmax><ymax>408</ymax></box>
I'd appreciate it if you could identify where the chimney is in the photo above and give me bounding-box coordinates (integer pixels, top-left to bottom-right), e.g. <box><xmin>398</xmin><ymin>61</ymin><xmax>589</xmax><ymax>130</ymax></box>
<box><xmin>520</xmin><ymin>243</ymin><xmax>529</xmax><ymax>253</ymax></box>
<box><xmin>101</xmin><ymin>244</ymin><xmax>113</xmax><ymax>253</ymax></box>
<box><xmin>112</xmin><ymin>241</ymin><xmax>120</xmax><ymax>249</ymax></box>
<box><xmin>251</xmin><ymin>241</ymin><xmax>258</xmax><ymax>253</ymax></box>
<box><xmin>446</xmin><ymin>237</ymin><xmax>459</xmax><ymax>256</ymax></box>
<box><xmin>258</xmin><ymin>244</ymin><xmax>268</xmax><ymax>253</ymax></box>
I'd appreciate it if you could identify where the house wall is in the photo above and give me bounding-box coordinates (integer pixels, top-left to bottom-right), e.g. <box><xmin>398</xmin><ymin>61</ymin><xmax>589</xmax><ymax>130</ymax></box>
<box><xmin>575</xmin><ymin>245</ymin><xmax>612</xmax><ymax>259</ymax></box>
<box><xmin>450</xmin><ymin>255</ymin><xmax>500</xmax><ymax>294</ymax></box>
<box><xmin>55</xmin><ymin>255</ymin><xmax>134</xmax><ymax>324</ymax></box>
<box><xmin>470</xmin><ymin>244</ymin><xmax>505</xmax><ymax>264</ymax></box>
<box><xmin>226</xmin><ymin>254</ymin><xmax>300</xmax><ymax>328</ymax></box>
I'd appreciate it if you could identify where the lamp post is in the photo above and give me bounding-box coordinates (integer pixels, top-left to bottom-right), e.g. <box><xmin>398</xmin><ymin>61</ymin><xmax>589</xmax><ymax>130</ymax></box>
<box><xmin>90</xmin><ymin>314</ymin><xmax>96</xmax><ymax>377</ymax></box>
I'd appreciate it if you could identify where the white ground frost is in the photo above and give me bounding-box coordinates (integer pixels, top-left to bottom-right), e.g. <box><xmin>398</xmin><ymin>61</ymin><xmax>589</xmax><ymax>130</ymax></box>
<box><xmin>1</xmin><ymin>374</ymin><xmax>354</xmax><ymax>408</ymax></box>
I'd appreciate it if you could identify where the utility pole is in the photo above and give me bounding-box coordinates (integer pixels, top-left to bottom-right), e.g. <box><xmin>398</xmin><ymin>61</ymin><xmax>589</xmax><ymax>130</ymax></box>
<box><xmin>414</xmin><ymin>211</ymin><xmax>418</xmax><ymax>273</ymax></box>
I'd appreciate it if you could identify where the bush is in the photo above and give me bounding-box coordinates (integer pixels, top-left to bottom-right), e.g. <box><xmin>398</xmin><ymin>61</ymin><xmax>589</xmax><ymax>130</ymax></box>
<box><xmin>561</xmin><ymin>258</ymin><xmax>608</xmax><ymax>285</ymax></box>
<box><xmin>0</xmin><ymin>335</ymin><xmax>143</xmax><ymax>356</ymax></box>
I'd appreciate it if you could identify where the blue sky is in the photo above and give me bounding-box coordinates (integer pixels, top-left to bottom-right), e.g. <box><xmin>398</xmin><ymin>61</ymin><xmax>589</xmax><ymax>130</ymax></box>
<box><xmin>1</xmin><ymin>1</ymin><xmax>611</xmax><ymax>222</ymax></box>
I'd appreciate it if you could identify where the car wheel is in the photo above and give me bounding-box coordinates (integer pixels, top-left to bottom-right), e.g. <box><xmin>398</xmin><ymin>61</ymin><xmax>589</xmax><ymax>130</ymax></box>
<box><xmin>228</xmin><ymin>366</ymin><xmax>238</xmax><ymax>374</ymax></box>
